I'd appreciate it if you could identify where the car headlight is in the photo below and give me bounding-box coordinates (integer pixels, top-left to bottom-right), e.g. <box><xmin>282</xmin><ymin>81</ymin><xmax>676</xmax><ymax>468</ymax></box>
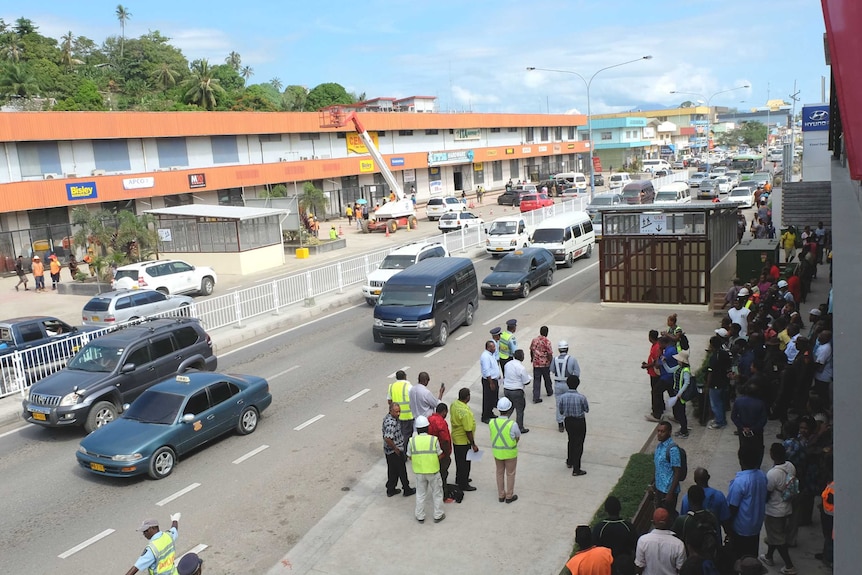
<box><xmin>417</xmin><ymin>319</ymin><xmax>435</xmax><ymax>329</ymax></box>
<box><xmin>481</xmin><ymin>283</ymin><xmax>491</xmax><ymax>289</ymax></box>
<box><xmin>373</xmin><ymin>318</ymin><xmax>384</xmax><ymax>327</ymax></box>
<box><xmin>506</xmin><ymin>283</ymin><xmax>522</xmax><ymax>288</ymax></box>
<box><xmin>60</xmin><ymin>391</ymin><xmax>83</xmax><ymax>406</ymax></box>
<box><xmin>485</xmin><ymin>239</ymin><xmax>490</xmax><ymax>245</ymax></box>
<box><xmin>77</xmin><ymin>445</ymin><xmax>87</xmax><ymax>454</ymax></box>
<box><xmin>554</xmin><ymin>249</ymin><xmax>565</xmax><ymax>254</ymax></box>
<box><xmin>112</xmin><ymin>453</ymin><xmax>143</xmax><ymax>461</ymax></box>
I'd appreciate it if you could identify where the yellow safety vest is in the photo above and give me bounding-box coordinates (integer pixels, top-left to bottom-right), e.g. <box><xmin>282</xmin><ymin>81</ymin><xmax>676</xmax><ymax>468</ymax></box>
<box><xmin>146</xmin><ymin>531</ymin><xmax>177</xmax><ymax>575</ymax></box>
<box><xmin>388</xmin><ymin>380</ymin><xmax>412</xmax><ymax>420</ymax></box>
<box><xmin>489</xmin><ymin>418</ymin><xmax>518</xmax><ymax>460</ymax></box>
<box><xmin>499</xmin><ymin>331</ymin><xmax>514</xmax><ymax>360</ymax></box>
<box><xmin>673</xmin><ymin>366</ymin><xmax>692</xmax><ymax>404</ymax></box>
<box><xmin>409</xmin><ymin>434</ymin><xmax>440</xmax><ymax>474</ymax></box>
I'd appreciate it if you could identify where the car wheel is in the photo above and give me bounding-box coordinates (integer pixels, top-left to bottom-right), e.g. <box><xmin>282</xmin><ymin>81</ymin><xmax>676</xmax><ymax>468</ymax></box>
<box><xmin>156</xmin><ymin>287</ymin><xmax>169</xmax><ymax>295</ymax></box>
<box><xmin>565</xmin><ymin>252</ymin><xmax>574</xmax><ymax>268</ymax></box>
<box><xmin>129</xmin><ymin>316</ymin><xmax>140</xmax><ymax>322</ymax></box>
<box><xmin>237</xmin><ymin>406</ymin><xmax>259</xmax><ymax>435</ymax></box>
<box><xmin>365</xmin><ymin>298</ymin><xmax>376</xmax><ymax>306</ymax></box>
<box><xmin>545</xmin><ymin>270</ymin><xmax>554</xmax><ymax>286</ymax></box>
<box><xmin>199</xmin><ymin>277</ymin><xmax>215</xmax><ymax>296</ymax></box>
<box><xmin>464</xmin><ymin>303</ymin><xmax>475</xmax><ymax>326</ymax></box>
<box><xmin>437</xmin><ymin>322</ymin><xmax>449</xmax><ymax>346</ymax></box>
<box><xmin>85</xmin><ymin>401</ymin><xmax>118</xmax><ymax>433</ymax></box>
<box><xmin>408</xmin><ymin>215</ymin><xmax>418</xmax><ymax>229</ymax></box>
<box><xmin>521</xmin><ymin>282</ymin><xmax>531</xmax><ymax>298</ymax></box>
<box><xmin>388</xmin><ymin>220</ymin><xmax>398</xmax><ymax>234</ymax></box>
<box><xmin>584</xmin><ymin>244</ymin><xmax>593</xmax><ymax>259</ymax></box>
<box><xmin>149</xmin><ymin>446</ymin><xmax>176</xmax><ymax>479</ymax></box>
<box><xmin>178</xmin><ymin>303</ymin><xmax>190</xmax><ymax>316</ymax></box>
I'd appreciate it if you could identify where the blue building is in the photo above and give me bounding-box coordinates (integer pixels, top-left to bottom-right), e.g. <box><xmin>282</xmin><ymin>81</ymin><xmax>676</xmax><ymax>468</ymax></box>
<box><xmin>578</xmin><ymin>117</ymin><xmax>650</xmax><ymax>171</ymax></box>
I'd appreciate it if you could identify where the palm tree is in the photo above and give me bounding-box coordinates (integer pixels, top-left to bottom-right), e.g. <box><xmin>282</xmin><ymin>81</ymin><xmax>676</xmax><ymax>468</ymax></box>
<box><xmin>71</xmin><ymin>207</ymin><xmax>115</xmax><ymax>255</ymax></box>
<box><xmin>240</xmin><ymin>65</ymin><xmax>253</xmax><ymax>81</ymax></box>
<box><xmin>270</xmin><ymin>77</ymin><xmax>283</xmax><ymax>91</ymax></box>
<box><xmin>151</xmin><ymin>62</ymin><xmax>179</xmax><ymax>90</ymax></box>
<box><xmin>225</xmin><ymin>51</ymin><xmax>241</xmax><ymax>71</ymax></box>
<box><xmin>0</xmin><ymin>63</ymin><xmax>39</xmax><ymax>98</ymax></box>
<box><xmin>115</xmin><ymin>211</ymin><xmax>158</xmax><ymax>262</ymax></box>
<box><xmin>115</xmin><ymin>5</ymin><xmax>132</xmax><ymax>60</ymax></box>
<box><xmin>59</xmin><ymin>32</ymin><xmax>82</xmax><ymax>68</ymax></box>
<box><xmin>1</xmin><ymin>38</ymin><xmax>25</xmax><ymax>62</ymax></box>
<box><xmin>182</xmin><ymin>59</ymin><xmax>226</xmax><ymax>110</ymax></box>
<box><xmin>299</xmin><ymin>182</ymin><xmax>327</xmax><ymax>217</ymax></box>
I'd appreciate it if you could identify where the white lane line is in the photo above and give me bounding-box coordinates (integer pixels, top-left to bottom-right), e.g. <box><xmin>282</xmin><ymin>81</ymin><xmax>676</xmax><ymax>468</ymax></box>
<box><xmin>221</xmin><ymin>304</ymin><xmax>364</xmax><ymax>357</ymax></box>
<box><xmin>182</xmin><ymin>543</ymin><xmax>209</xmax><ymax>556</ymax></box>
<box><xmin>455</xmin><ymin>331</ymin><xmax>473</xmax><ymax>341</ymax></box>
<box><xmin>424</xmin><ymin>348</ymin><xmax>444</xmax><ymax>358</ymax></box>
<box><xmin>232</xmin><ymin>445</ymin><xmax>270</xmax><ymax>465</ymax></box>
<box><xmin>58</xmin><ymin>529</ymin><xmax>115</xmax><ymax>559</ymax></box>
<box><xmin>344</xmin><ymin>388</ymin><xmax>370</xmax><ymax>403</ymax></box>
<box><xmin>386</xmin><ymin>366</ymin><xmax>410</xmax><ymax>379</ymax></box>
<box><xmin>481</xmin><ymin>261</ymin><xmax>599</xmax><ymax>326</ymax></box>
<box><xmin>156</xmin><ymin>483</ymin><xmax>201</xmax><ymax>507</ymax></box>
<box><xmin>270</xmin><ymin>365</ymin><xmax>300</xmax><ymax>380</ymax></box>
<box><xmin>0</xmin><ymin>425</ymin><xmax>27</xmax><ymax>440</ymax></box>
<box><xmin>294</xmin><ymin>414</ymin><xmax>325</xmax><ymax>431</ymax></box>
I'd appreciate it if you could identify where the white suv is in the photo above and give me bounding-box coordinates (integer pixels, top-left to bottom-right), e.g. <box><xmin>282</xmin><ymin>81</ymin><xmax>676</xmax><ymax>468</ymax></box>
<box><xmin>361</xmin><ymin>243</ymin><xmax>449</xmax><ymax>305</ymax></box>
<box><xmin>426</xmin><ymin>197</ymin><xmax>466</xmax><ymax>221</ymax></box>
<box><xmin>112</xmin><ymin>259</ymin><xmax>218</xmax><ymax>296</ymax></box>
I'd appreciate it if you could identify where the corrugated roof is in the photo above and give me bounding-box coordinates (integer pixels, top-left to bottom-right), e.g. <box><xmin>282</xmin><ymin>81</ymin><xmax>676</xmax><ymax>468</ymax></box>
<box><xmin>145</xmin><ymin>205</ymin><xmax>288</xmax><ymax>220</ymax></box>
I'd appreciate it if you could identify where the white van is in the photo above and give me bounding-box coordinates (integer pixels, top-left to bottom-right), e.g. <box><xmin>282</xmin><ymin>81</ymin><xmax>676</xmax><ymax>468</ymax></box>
<box><xmin>642</xmin><ymin>159</ymin><xmax>671</xmax><ymax>173</ymax></box>
<box><xmin>608</xmin><ymin>173</ymin><xmax>632</xmax><ymax>189</ymax></box>
<box><xmin>485</xmin><ymin>215</ymin><xmax>531</xmax><ymax>257</ymax></box>
<box><xmin>529</xmin><ymin>211</ymin><xmax>595</xmax><ymax>267</ymax></box>
<box><xmin>654</xmin><ymin>182</ymin><xmax>691</xmax><ymax>204</ymax></box>
<box><xmin>554</xmin><ymin>172</ymin><xmax>588</xmax><ymax>190</ymax></box>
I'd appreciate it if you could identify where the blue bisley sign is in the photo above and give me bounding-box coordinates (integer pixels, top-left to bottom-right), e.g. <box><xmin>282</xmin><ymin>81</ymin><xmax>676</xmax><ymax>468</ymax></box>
<box><xmin>801</xmin><ymin>105</ymin><xmax>829</xmax><ymax>132</ymax></box>
<box><xmin>390</xmin><ymin>157</ymin><xmax>405</xmax><ymax>166</ymax></box>
<box><xmin>66</xmin><ymin>181</ymin><xmax>98</xmax><ymax>201</ymax></box>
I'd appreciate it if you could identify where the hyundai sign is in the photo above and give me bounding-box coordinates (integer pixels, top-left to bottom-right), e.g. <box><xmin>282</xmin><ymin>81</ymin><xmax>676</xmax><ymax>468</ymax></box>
<box><xmin>801</xmin><ymin>105</ymin><xmax>830</xmax><ymax>132</ymax></box>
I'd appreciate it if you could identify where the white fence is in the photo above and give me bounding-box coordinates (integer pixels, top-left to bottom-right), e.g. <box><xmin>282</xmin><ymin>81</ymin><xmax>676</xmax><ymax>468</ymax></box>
<box><xmin>2</xmin><ymin>173</ymin><xmax>688</xmax><ymax>399</ymax></box>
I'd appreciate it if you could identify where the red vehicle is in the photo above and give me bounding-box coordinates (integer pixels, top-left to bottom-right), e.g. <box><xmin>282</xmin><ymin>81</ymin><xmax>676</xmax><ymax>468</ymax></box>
<box><xmin>519</xmin><ymin>193</ymin><xmax>554</xmax><ymax>213</ymax></box>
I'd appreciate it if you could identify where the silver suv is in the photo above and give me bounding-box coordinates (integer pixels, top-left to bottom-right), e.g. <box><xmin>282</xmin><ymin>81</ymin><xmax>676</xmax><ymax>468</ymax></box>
<box><xmin>361</xmin><ymin>242</ymin><xmax>449</xmax><ymax>305</ymax></box>
<box><xmin>82</xmin><ymin>289</ymin><xmax>193</xmax><ymax>326</ymax></box>
<box><xmin>426</xmin><ymin>197</ymin><xmax>466</xmax><ymax>221</ymax></box>
<box><xmin>112</xmin><ymin>259</ymin><xmax>217</xmax><ymax>296</ymax></box>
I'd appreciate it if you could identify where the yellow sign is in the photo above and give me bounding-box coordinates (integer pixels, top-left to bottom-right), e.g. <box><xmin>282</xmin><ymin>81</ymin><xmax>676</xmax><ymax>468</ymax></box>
<box><xmin>346</xmin><ymin>131</ymin><xmax>380</xmax><ymax>154</ymax></box>
<box><xmin>486</xmin><ymin>150</ymin><xmax>498</xmax><ymax>157</ymax></box>
<box><xmin>473</xmin><ymin>163</ymin><xmax>484</xmax><ymax>171</ymax></box>
<box><xmin>359</xmin><ymin>159</ymin><xmax>375</xmax><ymax>172</ymax></box>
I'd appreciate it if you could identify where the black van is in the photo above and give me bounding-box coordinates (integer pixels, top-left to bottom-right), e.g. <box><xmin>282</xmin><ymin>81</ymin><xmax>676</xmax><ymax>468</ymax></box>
<box><xmin>373</xmin><ymin>258</ymin><xmax>478</xmax><ymax>347</ymax></box>
<box><xmin>620</xmin><ymin>180</ymin><xmax>656</xmax><ymax>204</ymax></box>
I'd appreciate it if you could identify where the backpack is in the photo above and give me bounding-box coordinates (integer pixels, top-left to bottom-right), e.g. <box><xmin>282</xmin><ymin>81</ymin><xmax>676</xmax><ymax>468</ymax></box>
<box><xmin>678</xmin><ymin>332</ymin><xmax>690</xmax><ymax>351</ymax></box>
<box><xmin>781</xmin><ymin>469</ymin><xmax>800</xmax><ymax>502</ymax></box>
<box><xmin>444</xmin><ymin>483</ymin><xmax>464</xmax><ymax>503</ymax></box>
<box><xmin>680</xmin><ymin>371</ymin><xmax>699</xmax><ymax>402</ymax></box>
<box><xmin>685</xmin><ymin>510</ymin><xmax>720</xmax><ymax>561</ymax></box>
<box><xmin>667</xmin><ymin>442</ymin><xmax>688</xmax><ymax>482</ymax></box>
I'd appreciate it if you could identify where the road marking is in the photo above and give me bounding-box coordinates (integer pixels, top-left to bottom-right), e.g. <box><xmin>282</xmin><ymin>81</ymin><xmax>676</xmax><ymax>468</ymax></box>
<box><xmin>156</xmin><ymin>482</ymin><xmax>201</xmax><ymax>507</ymax></box>
<box><xmin>270</xmin><ymin>365</ymin><xmax>300</xmax><ymax>380</ymax></box>
<box><xmin>294</xmin><ymin>414</ymin><xmax>325</xmax><ymax>431</ymax></box>
<box><xmin>232</xmin><ymin>445</ymin><xmax>270</xmax><ymax>465</ymax></box>
<box><xmin>58</xmin><ymin>529</ymin><xmax>115</xmax><ymax>559</ymax></box>
<box><xmin>221</xmin><ymin>304</ymin><xmax>364</xmax><ymax>358</ymax></box>
<box><xmin>386</xmin><ymin>366</ymin><xmax>410</xmax><ymax>379</ymax></box>
<box><xmin>424</xmin><ymin>348</ymin><xmax>444</xmax><ymax>358</ymax></box>
<box><xmin>344</xmin><ymin>388</ymin><xmax>370</xmax><ymax>402</ymax></box>
<box><xmin>482</xmin><ymin>261</ymin><xmax>599</xmax><ymax>326</ymax></box>
<box><xmin>182</xmin><ymin>543</ymin><xmax>209</xmax><ymax>556</ymax></box>
<box><xmin>455</xmin><ymin>331</ymin><xmax>472</xmax><ymax>341</ymax></box>
<box><xmin>0</xmin><ymin>425</ymin><xmax>27</xmax><ymax>440</ymax></box>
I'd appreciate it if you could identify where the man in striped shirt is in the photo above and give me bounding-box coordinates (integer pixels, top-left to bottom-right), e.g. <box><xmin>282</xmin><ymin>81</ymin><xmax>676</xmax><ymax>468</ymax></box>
<box><xmin>559</xmin><ymin>374</ymin><xmax>590</xmax><ymax>476</ymax></box>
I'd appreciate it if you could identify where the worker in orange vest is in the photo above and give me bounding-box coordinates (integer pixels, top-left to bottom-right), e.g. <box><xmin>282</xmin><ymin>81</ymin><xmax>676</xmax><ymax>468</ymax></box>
<box><xmin>818</xmin><ymin>480</ymin><xmax>834</xmax><ymax>566</ymax></box>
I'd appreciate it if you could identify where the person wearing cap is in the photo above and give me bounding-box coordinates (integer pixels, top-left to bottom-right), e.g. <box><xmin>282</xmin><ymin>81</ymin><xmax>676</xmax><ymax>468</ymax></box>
<box><xmin>727</xmin><ymin>294</ymin><xmax>751</xmax><ymax>338</ymax></box>
<box><xmin>551</xmin><ymin>340</ymin><xmax>581</xmax><ymax>433</ymax></box>
<box><xmin>407</xmin><ymin>415</ymin><xmax>445</xmax><ymax>523</ymax></box>
<box><xmin>502</xmin><ymin>349</ymin><xmax>531</xmax><ymax>433</ymax></box>
<box><xmin>776</xmin><ymin>280</ymin><xmax>795</xmax><ymax>308</ymax></box>
<box><xmin>529</xmin><ymin>326</ymin><xmax>554</xmax><ymax>403</ymax></box>
<box><xmin>806</xmin><ymin>308</ymin><xmax>821</xmax><ymax>340</ymax></box>
<box><xmin>382</xmin><ymin>402</ymin><xmax>415</xmax><ymax>498</ymax></box>
<box><xmin>490</xmin><ymin>397</ymin><xmax>521</xmax><ymax>503</ymax></box>
<box><xmin>498</xmin><ymin>318</ymin><xmax>518</xmax><ymax>373</ymax></box>
<box><xmin>489</xmin><ymin>326</ymin><xmax>502</xmax><ymax>360</ymax></box>
<box><xmin>176</xmin><ymin>552</ymin><xmax>202</xmax><ymax>575</ymax></box>
<box><xmin>565</xmin><ymin>525</ymin><xmax>613</xmax><ymax>575</ymax></box>
<box><xmin>559</xmin><ymin>374</ymin><xmax>589</xmax><ymax>476</ymax></box>
<box><xmin>667</xmin><ymin>349</ymin><xmax>693</xmax><ymax>439</ymax></box>
<box><xmin>387</xmin><ymin>370</ymin><xmax>414</xmax><ymax>449</ymax></box>
<box><xmin>408</xmin><ymin>371</ymin><xmax>445</xmax><ymax>421</ymax></box>
<box><xmin>48</xmin><ymin>254</ymin><xmax>61</xmax><ymax>290</ymax></box>
<box><xmin>31</xmin><ymin>256</ymin><xmax>45</xmax><ymax>292</ymax></box>
<box><xmin>125</xmin><ymin>513</ymin><xmax>181</xmax><ymax>575</ymax></box>
<box><xmin>812</xmin><ymin>330</ymin><xmax>833</xmax><ymax>403</ymax></box>
<box><xmin>450</xmin><ymin>387</ymin><xmax>479</xmax><ymax>492</ymax></box>
<box><xmin>634</xmin><ymin>508</ymin><xmax>686</xmax><ymax>575</ymax></box>
<box><xmin>480</xmin><ymin>338</ymin><xmax>501</xmax><ymax>423</ymax></box>
<box><xmin>722</xmin><ymin>279</ymin><xmax>742</xmax><ymax>310</ymax></box>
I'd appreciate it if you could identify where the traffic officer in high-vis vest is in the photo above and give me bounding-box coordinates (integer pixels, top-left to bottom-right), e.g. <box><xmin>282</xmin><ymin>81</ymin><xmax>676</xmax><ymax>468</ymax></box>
<box><xmin>498</xmin><ymin>318</ymin><xmax>518</xmax><ymax>374</ymax></box>
<box><xmin>819</xmin><ymin>480</ymin><xmax>834</xmax><ymax>566</ymax></box>
<box><xmin>125</xmin><ymin>513</ymin><xmax>181</xmax><ymax>575</ymax></box>
<box><xmin>490</xmin><ymin>397</ymin><xmax>521</xmax><ymax>504</ymax></box>
<box><xmin>388</xmin><ymin>369</ymin><xmax>414</xmax><ymax>448</ymax></box>
<box><xmin>408</xmin><ymin>416</ymin><xmax>445</xmax><ymax>524</ymax></box>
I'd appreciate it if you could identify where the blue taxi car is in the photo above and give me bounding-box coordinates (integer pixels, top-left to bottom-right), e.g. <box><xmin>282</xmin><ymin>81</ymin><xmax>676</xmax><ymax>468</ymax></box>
<box><xmin>76</xmin><ymin>372</ymin><xmax>272</xmax><ymax>479</ymax></box>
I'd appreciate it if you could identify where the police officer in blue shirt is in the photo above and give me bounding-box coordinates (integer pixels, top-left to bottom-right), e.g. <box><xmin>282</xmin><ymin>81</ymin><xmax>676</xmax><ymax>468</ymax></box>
<box><xmin>125</xmin><ymin>513</ymin><xmax>180</xmax><ymax>575</ymax></box>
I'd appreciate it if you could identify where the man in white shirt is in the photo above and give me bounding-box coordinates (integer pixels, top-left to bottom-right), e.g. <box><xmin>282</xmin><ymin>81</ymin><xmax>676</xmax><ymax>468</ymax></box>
<box><xmin>480</xmin><ymin>339</ymin><xmax>501</xmax><ymax>423</ymax></box>
<box><xmin>635</xmin><ymin>507</ymin><xmax>686</xmax><ymax>575</ymax></box>
<box><xmin>408</xmin><ymin>371</ymin><xmax>445</xmax><ymax>420</ymax></box>
<box><xmin>727</xmin><ymin>296</ymin><xmax>751</xmax><ymax>338</ymax></box>
<box><xmin>760</xmin><ymin>442</ymin><xmax>797</xmax><ymax>574</ymax></box>
<box><xmin>502</xmin><ymin>349</ymin><xmax>532</xmax><ymax>433</ymax></box>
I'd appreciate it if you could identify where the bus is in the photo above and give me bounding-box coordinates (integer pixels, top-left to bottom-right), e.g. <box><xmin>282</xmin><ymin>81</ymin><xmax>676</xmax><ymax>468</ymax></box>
<box><xmin>729</xmin><ymin>153</ymin><xmax>763</xmax><ymax>177</ymax></box>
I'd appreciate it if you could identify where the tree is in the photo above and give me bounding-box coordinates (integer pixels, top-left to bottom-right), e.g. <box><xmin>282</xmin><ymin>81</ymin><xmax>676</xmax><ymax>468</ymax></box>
<box><xmin>13</xmin><ymin>18</ymin><xmax>37</xmax><ymax>36</ymax></box>
<box><xmin>716</xmin><ymin>121</ymin><xmax>767</xmax><ymax>148</ymax></box>
<box><xmin>282</xmin><ymin>84</ymin><xmax>308</xmax><ymax>111</ymax></box>
<box><xmin>114</xmin><ymin>210</ymin><xmax>158</xmax><ymax>262</ymax></box>
<box><xmin>231</xmin><ymin>86</ymin><xmax>279</xmax><ymax>111</ymax></box>
<box><xmin>225</xmin><ymin>51</ymin><xmax>241</xmax><ymax>71</ymax></box>
<box><xmin>151</xmin><ymin>61</ymin><xmax>179</xmax><ymax>90</ymax></box>
<box><xmin>0</xmin><ymin>63</ymin><xmax>39</xmax><ymax>98</ymax></box>
<box><xmin>53</xmin><ymin>79</ymin><xmax>105</xmax><ymax>110</ymax></box>
<box><xmin>181</xmin><ymin>59</ymin><xmax>225</xmax><ymax>110</ymax></box>
<box><xmin>1</xmin><ymin>38</ymin><xmax>24</xmax><ymax>62</ymax></box>
<box><xmin>299</xmin><ymin>182</ymin><xmax>327</xmax><ymax>217</ymax></box>
<box><xmin>116</xmin><ymin>5</ymin><xmax>132</xmax><ymax>60</ymax></box>
<box><xmin>59</xmin><ymin>31</ymin><xmax>82</xmax><ymax>68</ymax></box>
<box><xmin>305</xmin><ymin>82</ymin><xmax>353</xmax><ymax>111</ymax></box>
<box><xmin>71</xmin><ymin>206</ymin><xmax>114</xmax><ymax>255</ymax></box>
<box><xmin>269</xmin><ymin>77</ymin><xmax>282</xmax><ymax>91</ymax></box>
<box><xmin>240</xmin><ymin>65</ymin><xmax>253</xmax><ymax>80</ymax></box>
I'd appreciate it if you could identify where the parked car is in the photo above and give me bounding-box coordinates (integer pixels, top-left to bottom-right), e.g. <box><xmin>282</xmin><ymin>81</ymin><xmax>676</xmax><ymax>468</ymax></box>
<box><xmin>0</xmin><ymin>316</ymin><xmax>96</xmax><ymax>357</ymax></box>
<box><xmin>593</xmin><ymin>173</ymin><xmax>605</xmax><ymax>187</ymax></box>
<box><xmin>672</xmin><ymin>161</ymin><xmax>685</xmax><ymax>170</ymax></box>
<box><xmin>519</xmin><ymin>193</ymin><xmax>554</xmax><ymax>213</ymax></box>
<box><xmin>727</xmin><ymin>187</ymin><xmax>756</xmax><ymax>208</ymax></box>
<box><xmin>688</xmin><ymin>173</ymin><xmax>708</xmax><ymax>188</ymax></box>
<box><xmin>497</xmin><ymin>189</ymin><xmax>529</xmax><ymax>206</ymax></box>
<box><xmin>76</xmin><ymin>372</ymin><xmax>272</xmax><ymax>479</ymax></box>
<box><xmin>22</xmin><ymin>318</ymin><xmax>217</xmax><ymax>432</ymax></box>
<box><xmin>560</xmin><ymin>187</ymin><xmax>590</xmax><ymax>201</ymax></box>
<box><xmin>426</xmin><ymin>197</ymin><xmax>466</xmax><ymax>221</ymax></box>
<box><xmin>480</xmin><ymin>247</ymin><xmax>556</xmax><ymax>299</ymax></box>
<box><xmin>586</xmin><ymin>192</ymin><xmax>623</xmax><ymax>214</ymax></box>
<box><xmin>438</xmin><ymin>211</ymin><xmax>485</xmax><ymax>233</ymax></box>
<box><xmin>82</xmin><ymin>289</ymin><xmax>193</xmax><ymax>326</ymax></box>
<box><xmin>361</xmin><ymin>242</ymin><xmax>448</xmax><ymax>305</ymax></box>
<box><xmin>608</xmin><ymin>173</ymin><xmax>632</xmax><ymax>189</ymax></box>
<box><xmin>113</xmin><ymin>260</ymin><xmax>217</xmax><ymax>296</ymax></box>
<box><xmin>653</xmin><ymin>168</ymin><xmax>671</xmax><ymax>178</ymax></box>
<box><xmin>590</xmin><ymin>211</ymin><xmax>604</xmax><ymax>241</ymax></box>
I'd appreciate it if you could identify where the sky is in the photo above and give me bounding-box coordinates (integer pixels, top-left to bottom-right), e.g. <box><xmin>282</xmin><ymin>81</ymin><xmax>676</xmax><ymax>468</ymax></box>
<box><xmin>7</xmin><ymin>0</ymin><xmax>829</xmax><ymax>115</ymax></box>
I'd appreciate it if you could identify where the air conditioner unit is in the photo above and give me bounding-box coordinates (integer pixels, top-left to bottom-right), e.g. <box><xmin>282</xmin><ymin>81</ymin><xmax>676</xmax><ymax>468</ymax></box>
<box><xmin>43</xmin><ymin>173</ymin><xmax>59</xmax><ymax>180</ymax></box>
<box><xmin>279</xmin><ymin>157</ymin><xmax>289</xmax><ymax>162</ymax></box>
<box><xmin>92</xmin><ymin>169</ymin><xmax>107</xmax><ymax>176</ymax></box>
<box><xmin>65</xmin><ymin>173</ymin><xmax>78</xmax><ymax>178</ymax></box>
<box><xmin>300</xmin><ymin>156</ymin><xmax>309</xmax><ymax>160</ymax></box>
<box><xmin>169</xmin><ymin>166</ymin><xmax>181</xmax><ymax>171</ymax></box>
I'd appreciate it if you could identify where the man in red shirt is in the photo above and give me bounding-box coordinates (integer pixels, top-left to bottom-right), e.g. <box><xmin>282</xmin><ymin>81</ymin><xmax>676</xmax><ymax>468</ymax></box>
<box><xmin>529</xmin><ymin>325</ymin><xmax>554</xmax><ymax>403</ymax></box>
<box><xmin>642</xmin><ymin>330</ymin><xmax>664</xmax><ymax>422</ymax></box>
<box><xmin>565</xmin><ymin>525</ymin><xmax>613</xmax><ymax>575</ymax></box>
<box><xmin>428</xmin><ymin>403</ymin><xmax>452</xmax><ymax>488</ymax></box>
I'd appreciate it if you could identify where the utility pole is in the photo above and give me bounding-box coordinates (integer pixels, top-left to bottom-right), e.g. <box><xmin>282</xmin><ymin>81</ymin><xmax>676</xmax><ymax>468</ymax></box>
<box><xmin>788</xmin><ymin>80</ymin><xmax>801</xmax><ymax>180</ymax></box>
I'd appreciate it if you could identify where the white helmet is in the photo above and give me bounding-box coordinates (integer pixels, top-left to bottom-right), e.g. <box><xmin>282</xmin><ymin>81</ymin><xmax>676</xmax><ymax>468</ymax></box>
<box><xmin>497</xmin><ymin>397</ymin><xmax>513</xmax><ymax>411</ymax></box>
<box><xmin>415</xmin><ymin>416</ymin><xmax>430</xmax><ymax>428</ymax></box>
<box><xmin>558</xmin><ymin>340</ymin><xmax>569</xmax><ymax>350</ymax></box>
<box><xmin>738</xmin><ymin>287</ymin><xmax>750</xmax><ymax>297</ymax></box>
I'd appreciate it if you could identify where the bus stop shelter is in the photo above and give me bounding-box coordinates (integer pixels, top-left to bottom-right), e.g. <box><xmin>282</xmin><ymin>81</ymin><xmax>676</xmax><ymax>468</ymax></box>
<box><xmin>599</xmin><ymin>203</ymin><xmax>739</xmax><ymax>305</ymax></box>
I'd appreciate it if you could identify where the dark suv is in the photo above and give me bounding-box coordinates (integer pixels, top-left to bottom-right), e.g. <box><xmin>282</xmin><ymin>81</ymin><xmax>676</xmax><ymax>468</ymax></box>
<box><xmin>22</xmin><ymin>318</ymin><xmax>217</xmax><ymax>432</ymax></box>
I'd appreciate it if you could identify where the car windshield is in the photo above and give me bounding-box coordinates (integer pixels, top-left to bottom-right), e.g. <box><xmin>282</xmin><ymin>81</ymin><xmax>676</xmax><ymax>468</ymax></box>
<box><xmin>589</xmin><ymin>197</ymin><xmax>614</xmax><ymax>206</ymax></box>
<box><xmin>378</xmin><ymin>285</ymin><xmax>434</xmax><ymax>307</ymax></box>
<box><xmin>521</xmin><ymin>195</ymin><xmax>538</xmax><ymax>202</ymax></box>
<box><xmin>690</xmin><ymin>174</ymin><xmax>706</xmax><ymax>180</ymax></box>
<box><xmin>532</xmin><ymin>228</ymin><xmax>564</xmax><ymax>243</ymax></box>
<box><xmin>123</xmin><ymin>390</ymin><xmax>184</xmax><ymax>424</ymax></box>
<box><xmin>440</xmin><ymin>213</ymin><xmax>457</xmax><ymax>221</ymax></box>
<box><xmin>655</xmin><ymin>192</ymin><xmax>677</xmax><ymax>202</ymax></box>
<box><xmin>83</xmin><ymin>298</ymin><xmax>111</xmax><ymax>312</ymax></box>
<box><xmin>428</xmin><ymin>199</ymin><xmax>443</xmax><ymax>206</ymax></box>
<box><xmin>67</xmin><ymin>344</ymin><xmax>124</xmax><ymax>372</ymax></box>
<box><xmin>488</xmin><ymin>221</ymin><xmax>518</xmax><ymax>235</ymax></box>
<box><xmin>494</xmin><ymin>257</ymin><xmax>529</xmax><ymax>273</ymax></box>
<box><xmin>114</xmin><ymin>270</ymin><xmax>138</xmax><ymax>281</ymax></box>
<box><xmin>730</xmin><ymin>189</ymin><xmax>750</xmax><ymax>197</ymax></box>
<box><xmin>379</xmin><ymin>255</ymin><xmax>417</xmax><ymax>270</ymax></box>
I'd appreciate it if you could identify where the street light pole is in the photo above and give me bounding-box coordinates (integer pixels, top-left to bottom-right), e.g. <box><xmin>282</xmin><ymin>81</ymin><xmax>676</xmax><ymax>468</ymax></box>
<box><xmin>527</xmin><ymin>55</ymin><xmax>652</xmax><ymax>200</ymax></box>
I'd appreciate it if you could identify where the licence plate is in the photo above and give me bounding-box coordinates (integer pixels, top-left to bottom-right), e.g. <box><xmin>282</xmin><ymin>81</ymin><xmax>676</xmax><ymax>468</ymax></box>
<box><xmin>372</xmin><ymin>290</ymin><xmax>381</xmax><ymax>295</ymax></box>
<box><xmin>90</xmin><ymin>463</ymin><xmax>105</xmax><ymax>472</ymax></box>
<box><xmin>492</xmin><ymin>291</ymin><xmax>503</xmax><ymax>296</ymax></box>
<box><xmin>495</xmin><ymin>248</ymin><xmax>504</xmax><ymax>251</ymax></box>
<box><xmin>31</xmin><ymin>412</ymin><xmax>47</xmax><ymax>421</ymax></box>
<box><xmin>91</xmin><ymin>316</ymin><xmax>100</xmax><ymax>321</ymax></box>
<box><xmin>392</xmin><ymin>338</ymin><xmax>406</xmax><ymax>344</ymax></box>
